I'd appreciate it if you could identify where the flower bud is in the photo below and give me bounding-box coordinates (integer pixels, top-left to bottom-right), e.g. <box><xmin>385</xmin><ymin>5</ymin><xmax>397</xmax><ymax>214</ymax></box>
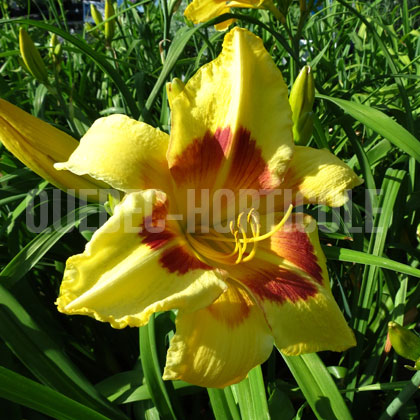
<box><xmin>49</xmin><ymin>33</ymin><xmax>62</xmax><ymax>69</ymax></box>
<box><xmin>19</xmin><ymin>28</ymin><xmax>49</xmax><ymax>85</ymax></box>
<box><xmin>388</xmin><ymin>321</ymin><xmax>420</xmax><ymax>363</ymax></box>
<box><xmin>289</xmin><ymin>65</ymin><xmax>315</xmax><ymax>145</ymax></box>
<box><xmin>105</xmin><ymin>0</ymin><xmax>116</xmax><ymax>43</ymax></box>
<box><xmin>90</xmin><ymin>4</ymin><xmax>103</xmax><ymax>26</ymax></box>
<box><xmin>169</xmin><ymin>0</ymin><xmax>182</xmax><ymax>15</ymax></box>
<box><xmin>0</xmin><ymin>99</ymin><xmax>109</xmax><ymax>202</ymax></box>
<box><xmin>166</xmin><ymin>78</ymin><xmax>185</xmax><ymax>108</ymax></box>
<box><xmin>261</xmin><ymin>0</ymin><xmax>284</xmax><ymax>22</ymax></box>
<box><xmin>275</xmin><ymin>0</ymin><xmax>292</xmax><ymax>21</ymax></box>
<box><xmin>50</xmin><ymin>33</ymin><xmax>58</xmax><ymax>50</ymax></box>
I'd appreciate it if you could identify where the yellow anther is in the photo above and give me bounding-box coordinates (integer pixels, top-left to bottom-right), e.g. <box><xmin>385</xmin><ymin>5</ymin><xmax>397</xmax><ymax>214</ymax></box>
<box><xmin>187</xmin><ymin>205</ymin><xmax>293</xmax><ymax>266</ymax></box>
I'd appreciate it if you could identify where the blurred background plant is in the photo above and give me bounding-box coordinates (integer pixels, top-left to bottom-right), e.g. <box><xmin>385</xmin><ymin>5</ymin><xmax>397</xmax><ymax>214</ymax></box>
<box><xmin>0</xmin><ymin>0</ymin><xmax>420</xmax><ymax>419</ymax></box>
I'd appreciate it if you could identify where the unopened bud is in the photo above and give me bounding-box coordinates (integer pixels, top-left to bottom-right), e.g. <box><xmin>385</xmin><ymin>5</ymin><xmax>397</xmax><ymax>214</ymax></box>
<box><xmin>289</xmin><ymin>65</ymin><xmax>315</xmax><ymax>145</ymax></box>
<box><xmin>388</xmin><ymin>321</ymin><xmax>420</xmax><ymax>365</ymax></box>
<box><xmin>19</xmin><ymin>28</ymin><xmax>48</xmax><ymax>85</ymax></box>
<box><xmin>259</xmin><ymin>0</ymin><xmax>284</xmax><ymax>21</ymax></box>
<box><xmin>166</xmin><ymin>78</ymin><xmax>185</xmax><ymax>108</ymax></box>
<box><xmin>49</xmin><ymin>33</ymin><xmax>62</xmax><ymax>66</ymax></box>
<box><xmin>90</xmin><ymin>4</ymin><xmax>103</xmax><ymax>26</ymax></box>
<box><xmin>50</xmin><ymin>33</ymin><xmax>58</xmax><ymax>49</ymax></box>
<box><xmin>105</xmin><ymin>0</ymin><xmax>116</xmax><ymax>43</ymax></box>
<box><xmin>169</xmin><ymin>0</ymin><xmax>182</xmax><ymax>14</ymax></box>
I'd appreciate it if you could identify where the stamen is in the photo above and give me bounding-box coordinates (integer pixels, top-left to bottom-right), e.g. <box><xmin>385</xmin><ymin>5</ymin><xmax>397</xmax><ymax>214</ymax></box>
<box><xmin>242</xmin><ymin>215</ymin><xmax>259</xmax><ymax>262</ymax></box>
<box><xmin>229</xmin><ymin>220</ymin><xmax>235</xmax><ymax>235</ymax></box>
<box><xmin>187</xmin><ymin>205</ymin><xmax>293</xmax><ymax>266</ymax></box>
<box><xmin>235</xmin><ymin>225</ymin><xmax>248</xmax><ymax>264</ymax></box>
<box><xmin>236</xmin><ymin>211</ymin><xmax>245</xmax><ymax>229</ymax></box>
<box><xmin>245</xmin><ymin>204</ymin><xmax>293</xmax><ymax>243</ymax></box>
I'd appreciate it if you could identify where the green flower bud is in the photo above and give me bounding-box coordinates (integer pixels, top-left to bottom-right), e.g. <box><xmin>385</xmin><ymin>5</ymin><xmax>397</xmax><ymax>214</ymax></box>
<box><xmin>105</xmin><ymin>0</ymin><xmax>116</xmax><ymax>43</ymax></box>
<box><xmin>388</xmin><ymin>321</ymin><xmax>420</xmax><ymax>363</ymax></box>
<box><xmin>289</xmin><ymin>65</ymin><xmax>315</xmax><ymax>145</ymax></box>
<box><xmin>19</xmin><ymin>28</ymin><xmax>48</xmax><ymax>85</ymax></box>
<box><xmin>169</xmin><ymin>0</ymin><xmax>182</xmax><ymax>15</ymax></box>
<box><xmin>49</xmin><ymin>33</ymin><xmax>62</xmax><ymax>66</ymax></box>
<box><xmin>90</xmin><ymin>4</ymin><xmax>103</xmax><ymax>26</ymax></box>
<box><xmin>50</xmin><ymin>33</ymin><xmax>58</xmax><ymax>49</ymax></box>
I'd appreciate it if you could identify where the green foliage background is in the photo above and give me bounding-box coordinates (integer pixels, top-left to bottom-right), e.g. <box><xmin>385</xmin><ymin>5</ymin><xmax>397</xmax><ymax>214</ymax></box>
<box><xmin>0</xmin><ymin>0</ymin><xmax>420</xmax><ymax>418</ymax></box>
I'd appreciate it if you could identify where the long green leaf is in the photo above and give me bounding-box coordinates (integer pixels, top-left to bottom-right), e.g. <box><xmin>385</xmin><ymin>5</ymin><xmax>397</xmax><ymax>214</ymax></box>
<box><xmin>208</xmin><ymin>388</ymin><xmax>235</xmax><ymax>420</ymax></box>
<box><xmin>379</xmin><ymin>371</ymin><xmax>420</xmax><ymax>420</ymax></box>
<box><xmin>318</xmin><ymin>95</ymin><xmax>420</xmax><ymax>163</ymax></box>
<box><xmin>0</xmin><ymin>284</ymin><xmax>127</xmax><ymax>420</ymax></box>
<box><xmin>139</xmin><ymin>315</ymin><xmax>180</xmax><ymax>420</ymax></box>
<box><xmin>322</xmin><ymin>246</ymin><xmax>420</xmax><ymax>278</ymax></box>
<box><xmin>232</xmin><ymin>367</ymin><xmax>270</xmax><ymax>420</ymax></box>
<box><xmin>282</xmin><ymin>353</ymin><xmax>353</xmax><ymax>420</ymax></box>
<box><xmin>0</xmin><ymin>366</ymin><xmax>109</xmax><ymax>420</ymax></box>
<box><xmin>1</xmin><ymin>205</ymin><xmax>99</xmax><ymax>289</ymax></box>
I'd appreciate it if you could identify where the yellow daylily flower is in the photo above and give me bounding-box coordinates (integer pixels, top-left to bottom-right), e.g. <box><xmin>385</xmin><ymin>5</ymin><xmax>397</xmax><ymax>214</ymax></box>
<box><xmin>55</xmin><ymin>28</ymin><xmax>362</xmax><ymax>388</ymax></box>
<box><xmin>0</xmin><ymin>99</ymin><xmax>109</xmax><ymax>202</ymax></box>
<box><xmin>184</xmin><ymin>0</ymin><xmax>282</xmax><ymax>30</ymax></box>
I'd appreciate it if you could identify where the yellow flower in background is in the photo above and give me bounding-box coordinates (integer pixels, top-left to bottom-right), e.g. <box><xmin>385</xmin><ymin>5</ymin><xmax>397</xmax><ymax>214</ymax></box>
<box><xmin>0</xmin><ymin>99</ymin><xmax>109</xmax><ymax>202</ymax></box>
<box><xmin>55</xmin><ymin>28</ymin><xmax>362</xmax><ymax>388</ymax></box>
<box><xmin>184</xmin><ymin>0</ymin><xmax>282</xmax><ymax>30</ymax></box>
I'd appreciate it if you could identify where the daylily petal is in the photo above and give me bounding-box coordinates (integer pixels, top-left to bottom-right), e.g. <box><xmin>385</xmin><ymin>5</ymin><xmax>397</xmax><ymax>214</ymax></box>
<box><xmin>163</xmin><ymin>282</ymin><xmax>273</xmax><ymax>388</ymax></box>
<box><xmin>226</xmin><ymin>213</ymin><xmax>355</xmax><ymax>355</ymax></box>
<box><xmin>281</xmin><ymin>146</ymin><xmax>363</xmax><ymax>207</ymax></box>
<box><xmin>184</xmin><ymin>0</ymin><xmax>231</xmax><ymax>26</ymax></box>
<box><xmin>184</xmin><ymin>0</ymin><xmax>278</xmax><ymax>29</ymax></box>
<box><xmin>56</xmin><ymin>190</ymin><xmax>227</xmax><ymax>328</ymax></box>
<box><xmin>0</xmin><ymin>99</ymin><xmax>107</xmax><ymax>198</ymax></box>
<box><xmin>55</xmin><ymin>114</ymin><xmax>170</xmax><ymax>192</ymax></box>
<box><xmin>167</xmin><ymin>27</ymin><xmax>293</xmax><ymax>194</ymax></box>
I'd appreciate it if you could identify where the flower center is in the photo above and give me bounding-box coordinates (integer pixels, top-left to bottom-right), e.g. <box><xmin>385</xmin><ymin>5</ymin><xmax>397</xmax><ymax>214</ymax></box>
<box><xmin>186</xmin><ymin>205</ymin><xmax>293</xmax><ymax>266</ymax></box>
